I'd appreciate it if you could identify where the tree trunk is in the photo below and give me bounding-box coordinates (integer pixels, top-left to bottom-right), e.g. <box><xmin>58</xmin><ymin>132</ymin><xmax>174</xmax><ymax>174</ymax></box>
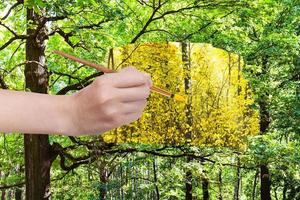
<box><xmin>185</xmin><ymin>168</ymin><xmax>193</xmax><ymax>200</ymax></box>
<box><xmin>259</xmin><ymin>56</ymin><xmax>271</xmax><ymax>200</ymax></box>
<box><xmin>201</xmin><ymin>158</ymin><xmax>209</xmax><ymax>200</ymax></box>
<box><xmin>202</xmin><ymin>176</ymin><xmax>209</xmax><ymax>200</ymax></box>
<box><xmin>15</xmin><ymin>188</ymin><xmax>22</xmax><ymax>200</ymax></box>
<box><xmin>234</xmin><ymin>158</ymin><xmax>241</xmax><ymax>200</ymax></box>
<box><xmin>282</xmin><ymin>180</ymin><xmax>287</xmax><ymax>200</ymax></box>
<box><xmin>24</xmin><ymin>8</ymin><xmax>56</xmax><ymax>200</ymax></box>
<box><xmin>218</xmin><ymin>169</ymin><xmax>223</xmax><ymax>200</ymax></box>
<box><xmin>260</xmin><ymin>165</ymin><xmax>271</xmax><ymax>200</ymax></box>
<box><xmin>252</xmin><ymin>170</ymin><xmax>259</xmax><ymax>200</ymax></box>
<box><xmin>153</xmin><ymin>158</ymin><xmax>160</xmax><ymax>200</ymax></box>
<box><xmin>99</xmin><ymin>161</ymin><xmax>108</xmax><ymax>200</ymax></box>
<box><xmin>182</xmin><ymin>42</ymin><xmax>193</xmax><ymax>200</ymax></box>
<box><xmin>1</xmin><ymin>190</ymin><xmax>5</xmax><ymax>200</ymax></box>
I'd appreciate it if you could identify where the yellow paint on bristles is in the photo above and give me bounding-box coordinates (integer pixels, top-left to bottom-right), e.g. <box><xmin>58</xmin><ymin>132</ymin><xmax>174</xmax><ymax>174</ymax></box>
<box><xmin>173</xmin><ymin>94</ymin><xmax>187</xmax><ymax>102</ymax></box>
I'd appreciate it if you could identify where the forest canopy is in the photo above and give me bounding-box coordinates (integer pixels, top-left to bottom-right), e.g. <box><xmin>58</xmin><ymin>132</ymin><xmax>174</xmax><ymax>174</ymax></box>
<box><xmin>0</xmin><ymin>0</ymin><xmax>299</xmax><ymax>199</ymax></box>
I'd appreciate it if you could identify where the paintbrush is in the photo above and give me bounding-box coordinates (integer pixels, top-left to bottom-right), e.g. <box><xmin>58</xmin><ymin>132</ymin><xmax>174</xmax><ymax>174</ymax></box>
<box><xmin>53</xmin><ymin>50</ymin><xmax>186</xmax><ymax>102</ymax></box>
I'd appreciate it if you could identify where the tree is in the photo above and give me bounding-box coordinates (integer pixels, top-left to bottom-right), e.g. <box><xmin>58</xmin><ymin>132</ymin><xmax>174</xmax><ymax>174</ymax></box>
<box><xmin>1</xmin><ymin>0</ymin><xmax>299</xmax><ymax>199</ymax></box>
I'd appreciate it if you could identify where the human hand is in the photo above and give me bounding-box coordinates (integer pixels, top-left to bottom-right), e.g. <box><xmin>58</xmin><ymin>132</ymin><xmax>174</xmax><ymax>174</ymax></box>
<box><xmin>67</xmin><ymin>67</ymin><xmax>152</xmax><ymax>136</ymax></box>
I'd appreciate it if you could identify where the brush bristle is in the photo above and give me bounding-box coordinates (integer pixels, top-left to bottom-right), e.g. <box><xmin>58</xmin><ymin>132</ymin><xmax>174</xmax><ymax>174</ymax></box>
<box><xmin>174</xmin><ymin>94</ymin><xmax>186</xmax><ymax>102</ymax></box>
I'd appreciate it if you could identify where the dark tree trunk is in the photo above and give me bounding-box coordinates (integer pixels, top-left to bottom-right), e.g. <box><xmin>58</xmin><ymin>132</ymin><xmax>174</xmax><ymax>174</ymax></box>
<box><xmin>120</xmin><ymin>165</ymin><xmax>124</xmax><ymax>200</ymax></box>
<box><xmin>260</xmin><ymin>165</ymin><xmax>271</xmax><ymax>200</ymax></box>
<box><xmin>24</xmin><ymin>8</ymin><xmax>56</xmax><ymax>200</ymax></box>
<box><xmin>15</xmin><ymin>188</ymin><xmax>22</xmax><ymax>200</ymax></box>
<box><xmin>259</xmin><ymin>56</ymin><xmax>271</xmax><ymax>200</ymax></box>
<box><xmin>201</xmin><ymin>158</ymin><xmax>209</xmax><ymax>200</ymax></box>
<box><xmin>153</xmin><ymin>158</ymin><xmax>160</xmax><ymax>200</ymax></box>
<box><xmin>1</xmin><ymin>190</ymin><xmax>5</xmax><ymax>200</ymax></box>
<box><xmin>182</xmin><ymin>42</ymin><xmax>193</xmax><ymax>200</ymax></box>
<box><xmin>99</xmin><ymin>161</ymin><xmax>108</xmax><ymax>200</ymax></box>
<box><xmin>282</xmin><ymin>180</ymin><xmax>287</xmax><ymax>200</ymax></box>
<box><xmin>218</xmin><ymin>169</ymin><xmax>223</xmax><ymax>200</ymax></box>
<box><xmin>185</xmin><ymin>169</ymin><xmax>193</xmax><ymax>200</ymax></box>
<box><xmin>202</xmin><ymin>177</ymin><xmax>209</xmax><ymax>200</ymax></box>
<box><xmin>252</xmin><ymin>170</ymin><xmax>259</xmax><ymax>200</ymax></box>
<box><xmin>282</xmin><ymin>180</ymin><xmax>289</xmax><ymax>200</ymax></box>
<box><xmin>234</xmin><ymin>158</ymin><xmax>241</xmax><ymax>200</ymax></box>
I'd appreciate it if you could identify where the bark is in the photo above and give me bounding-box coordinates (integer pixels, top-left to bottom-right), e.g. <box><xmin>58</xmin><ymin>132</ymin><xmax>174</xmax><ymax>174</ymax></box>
<box><xmin>153</xmin><ymin>158</ymin><xmax>160</xmax><ymax>200</ymax></box>
<box><xmin>252</xmin><ymin>170</ymin><xmax>259</xmax><ymax>200</ymax></box>
<box><xmin>226</xmin><ymin>52</ymin><xmax>231</xmax><ymax>104</ymax></box>
<box><xmin>15</xmin><ymin>188</ymin><xmax>22</xmax><ymax>200</ymax></box>
<box><xmin>201</xmin><ymin>159</ymin><xmax>209</xmax><ymax>200</ymax></box>
<box><xmin>1</xmin><ymin>190</ymin><xmax>5</xmax><ymax>200</ymax></box>
<box><xmin>282</xmin><ymin>180</ymin><xmax>287</xmax><ymax>200</ymax></box>
<box><xmin>121</xmin><ymin>165</ymin><xmax>124</xmax><ymax>200</ymax></box>
<box><xmin>218</xmin><ymin>169</ymin><xmax>223</xmax><ymax>200</ymax></box>
<box><xmin>260</xmin><ymin>165</ymin><xmax>271</xmax><ymax>200</ymax></box>
<box><xmin>0</xmin><ymin>75</ymin><xmax>8</xmax><ymax>89</ymax></box>
<box><xmin>182</xmin><ymin>42</ymin><xmax>193</xmax><ymax>200</ymax></box>
<box><xmin>99</xmin><ymin>161</ymin><xmax>108</xmax><ymax>200</ymax></box>
<box><xmin>185</xmin><ymin>169</ymin><xmax>193</xmax><ymax>200</ymax></box>
<box><xmin>24</xmin><ymin>8</ymin><xmax>57</xmax><ymax>200</ymax></box>
<box><xmin>259</xmin><ymin>56</ymin><xmax>271</xmax><ymax>200</ymax></box>
<box><xmin>202</xmin><ymin>176</ymin><xmax>209</xmax><ymax>200</ymax></box>
<box><xmin>237</xmin><ymin>55</ymin><xmax>242</xmax><ymax>95</ymax></box>
<box><xmin>234</xmin><ymin>158</ymin><xmax>241</xmax><ymax>200</ymax></box>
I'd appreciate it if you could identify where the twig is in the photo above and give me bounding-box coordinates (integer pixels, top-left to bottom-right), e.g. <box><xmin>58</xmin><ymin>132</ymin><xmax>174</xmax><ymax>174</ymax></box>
<box><xmin>53</xmin><ymin>50</ymin><xmax>183</xmax><ymax>100</ymax></box>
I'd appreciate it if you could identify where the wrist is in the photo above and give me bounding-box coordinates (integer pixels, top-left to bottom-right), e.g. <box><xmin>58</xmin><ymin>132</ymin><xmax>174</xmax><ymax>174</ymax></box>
<box><xmin>55</xmin><ymin>95</ymin><xmax>78</xmax><ymax>136</ymax></box>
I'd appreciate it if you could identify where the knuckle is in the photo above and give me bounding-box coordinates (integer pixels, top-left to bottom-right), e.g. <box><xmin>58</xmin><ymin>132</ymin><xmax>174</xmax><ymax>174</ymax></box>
<box><xmin>102</xmin><ymin>102</ymin><xmax>120</xmax><ymax>122</ymax></box>
<box><xmin>95</xmin><ymin>74</ymin><xmax>113</xmax><ymax>86</ymax></box>
<box><xmin>143</xmin><ymin>72</ymin><xmax>151</xmax><ymax>80</ymax></box>
<box><xmin>142</xmin><ymin>87</ymin><xmax>151</xmax><ymax>99</ymax></box>
<box><xmin>122</xmin><ymin>66</ymin><xmax>136</xmax><ymax>73</ymax></box>
<box><xmin>94</xmin><ymin>76</ymin><xmax>105</xmax><ymax>86</ymax></box>
<box><xmin>140</xmin><ymin>72</ymin><xmax>152</xmax><ymax>86</ymax></box>
<box><xmin>95</xmin><ymin>86</ymin><xmax>111</xmax><ymax>104</ymax></box>
<box><xmin>127</xmin><ymin>66</ymin><xmax>137</xmax><ymax>71</ymax></box>
<box><xmin>108</xmin><ymin>113</ymin><xmax>121</xmax><ymax>127</ymax></box>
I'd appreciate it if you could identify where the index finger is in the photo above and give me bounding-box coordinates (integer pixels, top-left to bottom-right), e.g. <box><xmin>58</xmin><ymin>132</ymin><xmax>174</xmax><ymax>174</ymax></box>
<box><xmin>108</xmin><ymin>67</ymin><xmax>151</xmax><ymax>88</ymax></box>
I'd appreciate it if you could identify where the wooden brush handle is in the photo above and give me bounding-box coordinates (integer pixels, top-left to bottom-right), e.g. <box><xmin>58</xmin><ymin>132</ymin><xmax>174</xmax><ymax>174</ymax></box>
<box><xmin>53</xmin><ymin>50</ymin><xmax>173</xmax><ymax>98</ymax></box>
<box><xmin>53</xmin><ymin>50</ymin><xmax>114</xmax><ymax>73</ymax></box>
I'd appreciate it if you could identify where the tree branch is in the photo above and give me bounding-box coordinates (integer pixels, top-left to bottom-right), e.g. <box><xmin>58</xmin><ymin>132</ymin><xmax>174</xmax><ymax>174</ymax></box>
<box><xmin>0</xmin><ymin>181</ymin><xmax>25</xmax><ymax>190</ymax></box>
<box><xmin>76</xmin><ymin>18</ymin><xmax>113</xmax><ymax>30</ymax></box>
<box><xmin>0</xmin><ymin>22</ymin><xmax>19</xmax><ymax>36</ymax></box>
<box><xmin>56</xmin><ymin>72</ymin><xmax>102</xmax><ymax>95</ymax></box>
<box><xmin>144</xmin><ymin>28</ymin><xmax>177</xmax><ymax>37</ymax></box>
<box><xmin>47</xmin><ymin>16</ymin><xmax>115</xmax><ymax>48</ymax></box>
<box><xmin>49</xmin><ymin>28</ymin><xmax>77</xmax><ymax>48</ymax></box>
<box><xmin>131</xmin><ymin>1</ymin><xmax>239</xmax><ymax>43</ymax></box>
<box><xmin>45</xmin><ymin>15</ymin><xmax>67</xmax><ymax>22</ymax></box>
<box><xmin>182</xmin><ymin>9</ymin><xmax>236</xmax><ymax>41</ymax></box>
<box><xmin>0</xmin><ymin>35</ymin><xmax>27</xmax><ymax>51</ymax></box>
<box><xmin>49</xmin><ymin>70</ymin><xmax>81</xmax><ymax>81</ymax></box>
<box><xmin>0</xmin><ymin>0</ymin><xmax>24</xmax><ymax>21</ymax></box>
<box><xmin>52</xmin><ymin>142</ymin><xmax>97</xmax><ymax>171</ymax></box>
<box><xmin>130</xmin><ymin>2</ymin><xmax>164</xmax><ymax>43</ymax></box>
<box><xmin>0</xmin><ymin>74</ymin><xmax>9</xmax><ymax>89</ymax></box>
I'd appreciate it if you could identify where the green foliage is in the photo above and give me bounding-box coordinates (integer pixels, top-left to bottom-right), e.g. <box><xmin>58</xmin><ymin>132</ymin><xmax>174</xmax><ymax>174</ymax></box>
<box><xmin>0</xmin><ymin>0</ymin><xmax>299</xmax><ymax>199</ymax></box>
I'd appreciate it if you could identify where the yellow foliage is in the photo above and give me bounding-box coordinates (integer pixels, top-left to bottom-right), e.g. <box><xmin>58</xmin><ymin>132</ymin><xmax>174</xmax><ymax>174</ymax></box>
<box><xmin>101</xmin><ymin>42</ymin><xmax>259</xmax><ymax>149</ymax></box>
